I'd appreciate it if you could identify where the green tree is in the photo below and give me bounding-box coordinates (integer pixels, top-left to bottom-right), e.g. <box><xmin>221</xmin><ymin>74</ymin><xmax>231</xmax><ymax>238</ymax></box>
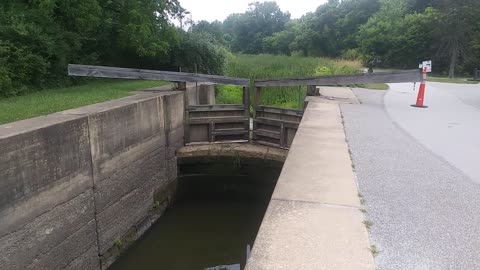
<box><xmin>433</xmin><ymin>0</ymin><xmax>480</xmax><ymax>77</ymax></box>
<box><xmin>173</xmin><ymin>31</ymin><xmax>228</xmax><ymax>74</ymax></box>
<box><xmin>288</xmin><ymin>0</ymin><xmax>380</xmax><ymax>57</ymax></box>
<box><xmin>191</xmin><ymin>20</ymin><xmax>227</xmax><ymax>45</ymax></box>
<box><xmin>357</xmin><ymin>0</ymin><xmax>414</xmax><ymax>66</ymax></box>
<box><xmin>226</xmin><ymin>1</ymin><xmax>290</xmax><ymax>53</ymax></box>
<box><xmin>406</xmin><ymin>0</ymin><xmax>434</xmax><ymax>11</ymax></box>
<box><xmin>263</xmin><ymin>22</ymin><xmax>296</xmax><ymax>55</ymax></box>
<box><xmin>0</xmin><ymin>0</ymin><xmax>187</xmax><ymax>96</ymax></box>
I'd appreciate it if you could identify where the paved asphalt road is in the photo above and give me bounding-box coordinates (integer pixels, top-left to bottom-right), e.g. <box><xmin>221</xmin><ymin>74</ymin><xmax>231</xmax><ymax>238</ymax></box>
<box><xmin>341</xmin><ymin>82</ymin><xmax>480</xmax><ymax>270</ymax></box>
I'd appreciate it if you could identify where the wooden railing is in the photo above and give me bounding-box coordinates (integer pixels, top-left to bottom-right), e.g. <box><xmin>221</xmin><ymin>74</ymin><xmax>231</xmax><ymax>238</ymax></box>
<box><xmin>69</xmin><ymin>64</ymin><xmax>424</xmax><ymax>149</ymax></box>
<box><xmin>254</xmin><ymin>69</ymin><xmax>422</xmax><ymax>87</ymax></box>
<box><xmin>68</xmin><ymin>64</ymin><xmax>250</xmax><ymax>86</ymax></box>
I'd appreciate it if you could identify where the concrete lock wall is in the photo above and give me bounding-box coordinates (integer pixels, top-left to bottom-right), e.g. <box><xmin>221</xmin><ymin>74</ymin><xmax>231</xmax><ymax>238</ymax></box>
<box><xmin>182</xmin><ymin>83</ymin><xmax>216</xmax><ymax>106</ymax></box>
<box><xmin>0</xmin><ymin>91</ymin><xmax>185</xmax><ymax>270</ymax></box>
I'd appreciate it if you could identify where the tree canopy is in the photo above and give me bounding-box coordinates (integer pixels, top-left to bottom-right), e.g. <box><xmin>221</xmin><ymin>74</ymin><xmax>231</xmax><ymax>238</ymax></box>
<box><xmin>1</xmin><ymin>0</ymin><xmax>479</xmax><ymax>97</ymax></box>
<box><xmin>192</xmin><ymin>0</ymin><xmax>480</xmax><ymax>77</ymax></box>
<box><xmin>0</xmin><ymin>0</ymin><xmax>193</xmax><ymax>96</ymax></box>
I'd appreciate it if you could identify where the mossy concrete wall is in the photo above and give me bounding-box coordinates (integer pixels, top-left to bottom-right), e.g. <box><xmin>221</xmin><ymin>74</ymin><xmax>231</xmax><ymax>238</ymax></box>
<box><xmin>0</xmin><ymin>91</ymin><xmax>184</xmax><ymax>270</ymax></box>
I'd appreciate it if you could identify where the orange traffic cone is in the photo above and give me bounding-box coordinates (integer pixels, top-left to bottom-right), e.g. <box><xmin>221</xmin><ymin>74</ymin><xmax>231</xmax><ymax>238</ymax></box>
<box><xmin>411</xmin><ymin>67</ymin><xmax>428</xmax><ymax>108</ymax></box>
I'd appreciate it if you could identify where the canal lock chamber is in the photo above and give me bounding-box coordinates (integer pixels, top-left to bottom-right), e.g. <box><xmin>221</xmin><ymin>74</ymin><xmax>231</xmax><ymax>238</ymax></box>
<box><xmin>110</xmin><ymin>153</ymin><xmax>284</xmax><ymax>270</ymax></box>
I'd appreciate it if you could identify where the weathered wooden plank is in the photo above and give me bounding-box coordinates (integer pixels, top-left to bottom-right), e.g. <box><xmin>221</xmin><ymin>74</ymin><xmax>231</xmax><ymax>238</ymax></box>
<box><xmin>253</xmin><ymin>140</ymin><xmax>284</xmax><ymax>148</ymax></box>
<box><xmin>188</xmin><ymin>117</ymin><xmax>249</xmax><ymax>125</ymax></box>
<box><xmin>186</xmin><ymin>140</ymin><xmax>249</xmax><ymax>146</ymax></box>
<box><xmin>209</xmin><ymin>122</ymin><xmax>215</xmax><ymax>142</ymax></box>
<box><xmin>254</xmin><ymin>87</ymin><xmax>262</xmax><ymax>108</ymax></box>
<box><xmin>212</xmin><ymin>129</ymin><xmax>249</xmax><ymax>136</ymax></box>
<box><xmin>254</xmin><ymin>129</ymin><xmax>281</xmax><ymax>140</ymax></box>
<box><xmin>256</xmin><ymin>106</ymin><xmax>304</xmax><ymax>116</ymax></box>
<box><xmin>254</xmin><ymin>118</ymin><xmax>300</xmax><ymax>129</ymax></box>
<box><xmin>68</xmin><ymin>64</ymin><xmax>250</xmax><ymax>86</ymax></box>
<box><xmin>279</xmin><ymin>123</ymin><xmax>286</xmax><ymax>148</ymax></box>
<box><xmin>243</xmin><ymin>86</ymin><xmax>250</xmax><ymax>118</ymax></box>
<box><xmin>254</xmin><ymin>69</ymin><xmax>422</xmax><ymax>87</ymax></box>
<box><xmin>187</xmin><ymin>104</ymin><xmax>245</xmax><ymax>112</ymax></box>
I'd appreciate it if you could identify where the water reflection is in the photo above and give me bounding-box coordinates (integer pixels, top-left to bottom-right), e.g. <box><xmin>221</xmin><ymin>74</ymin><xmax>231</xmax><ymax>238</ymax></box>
<box><xmin>110</xmin><ymin>160</ymin><xmax>281</xmax><ymax>270</ymax></box>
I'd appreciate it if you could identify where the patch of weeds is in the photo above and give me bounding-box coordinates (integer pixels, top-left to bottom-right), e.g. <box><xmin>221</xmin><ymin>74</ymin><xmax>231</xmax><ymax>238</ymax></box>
<box><xmin>360</xmin><ymin>208</ymin><xmax>367</xmax><ymax>213</ymax></box>
<box><xmin>222</xmin><ymin>54</ymin><xmax>360</xmax><ymax>109</ymax></box>
<box><xmin>363</xmin><ymin>220</ymin><xmax>374</xmax><ymax>230</ymax></box>
<box><xmin>370</xmin><ymin>245</ymin><xmax>380</xmax><ymax>257</ymax></box>
<box><xmin>153</xmin><ymin>200</ymin><xmax>161</xmax><ymax>209</ymax></box>
<box><xmin>113</xmin><ymin>239</ymin><xmax>123</xmax><ymax>249</ymax></box>
<box><xmin>358</xmin><ymin>193</ymin><xmax>366</xmax><ymax>205</ymax></box>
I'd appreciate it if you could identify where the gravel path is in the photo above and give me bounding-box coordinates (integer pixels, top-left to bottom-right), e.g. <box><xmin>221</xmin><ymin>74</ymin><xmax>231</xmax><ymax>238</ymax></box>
<box><xmin>341</xmin><ymin>87</ymin><xmax>480</xmax><ymax>270</ymax></box>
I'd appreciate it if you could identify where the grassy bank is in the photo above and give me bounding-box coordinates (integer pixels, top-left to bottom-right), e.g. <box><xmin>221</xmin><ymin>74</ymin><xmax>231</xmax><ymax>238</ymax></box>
<box><xmin>427</xmin><ymin>76</ymin><xmax>479</xmax><ymax>84</ymax></box>
<box><xmin>0</xmin><ymin>80</ymin><xmax>169</xmax><ymax>124</ymax></box>
<box><xmin>217</xmin><ymin>54</ymin><xmax>362</xmax><ymax>109</ymax></box>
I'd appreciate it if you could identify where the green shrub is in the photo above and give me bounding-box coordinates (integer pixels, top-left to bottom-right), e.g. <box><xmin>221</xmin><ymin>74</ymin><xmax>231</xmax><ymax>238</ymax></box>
<box><xmin>0</xmin><ymin>0</ymin><xmax>184</xmax><ymax>97</ymax></box>
<box><xmin>341</xmin><ymin>49</ymin><xmax>363</xmax><ymax>61</ymax></box>
<box><xmin>174</xmin><ymin>32</ymin><xmax>227</xmax><ymax>75</ymax></box>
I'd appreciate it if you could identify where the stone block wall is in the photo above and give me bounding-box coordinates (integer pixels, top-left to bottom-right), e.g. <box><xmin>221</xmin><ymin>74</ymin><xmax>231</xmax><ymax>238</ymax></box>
<box><xmin>0</xmin><ymin>91</ymin><xmax>185</xmax><ymax>269</ymax></box>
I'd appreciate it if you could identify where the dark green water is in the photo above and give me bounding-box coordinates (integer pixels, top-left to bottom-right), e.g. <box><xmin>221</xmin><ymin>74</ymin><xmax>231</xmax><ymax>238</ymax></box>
<box><xmin>110</xmin><ymin>160</ymin><xmax>281</xmax><ymax>270</ymax></box>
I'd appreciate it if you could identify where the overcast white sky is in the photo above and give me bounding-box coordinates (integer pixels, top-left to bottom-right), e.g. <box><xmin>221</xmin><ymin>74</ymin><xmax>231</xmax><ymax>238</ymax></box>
<box><xmin>179</xmin><ymin>0</ymin><xmax>326</xmax><ymax>22</ymax></box>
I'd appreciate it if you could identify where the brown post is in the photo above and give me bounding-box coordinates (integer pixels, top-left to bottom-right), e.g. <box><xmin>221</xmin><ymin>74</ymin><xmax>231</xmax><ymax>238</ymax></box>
<box><xmin>254</xmin><ymin>87</ymin><xmax>262</xmax><ymax>108</ymax></box>
<box><xmin>280</xmin><ymin>123</ymin><xmax>285</xmax><ymax>148</ymax></box>
<box><xmin>253</xmin><ymin>87</ymin><xmax>262</xmax><ymax>119</ymax></box>
<box><xmin>243</xmin><ymin>86</ymin><xmax>251</xmax><ymax>140</ymax></box>
<box><xmin>177</xmin><ymin>82</ymin><xmax>187</xmax><ymax>91</ymax></box>
<box><xmin>243</xmin><ymin>86</ymin><xmax>250</xmax><ymax>116</ymax></box>
<box><xmin>307</xmin><ymin>85</ymin><xmax>318</xmax><ymax>96</ymax></box>
<box><xmin>209</xmin><ymin>121</ymin><xmax>215</xmax><ymax>142</ymax></box>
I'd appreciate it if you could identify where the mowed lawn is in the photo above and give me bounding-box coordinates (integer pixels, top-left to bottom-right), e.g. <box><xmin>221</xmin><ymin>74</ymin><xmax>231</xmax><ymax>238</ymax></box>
<box><xmin>0</xmin><ymin>80</ymin><xmax>169</xmax><ymax>124</ymax></box>
<box><xmin>427</xmin><ymin>76</ymin><xmax>479</xmax><ymax>84</ymax></box>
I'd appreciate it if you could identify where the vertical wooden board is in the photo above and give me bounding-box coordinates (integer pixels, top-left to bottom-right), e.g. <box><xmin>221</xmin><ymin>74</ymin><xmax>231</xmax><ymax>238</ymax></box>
<box><xmin>209</xmin><ymin>122</ymin><xmax>215</xmax><ymax>142</ymax></box>
<box><xmin>188</xmin><ymin>125</ymin><xmax>209</xmax><ymax>143</ymax></box>
<box><xmin>184</xmin><ymin>108</ymin><xmax>190</xmax><ymax>143</ymax></box>
<box><xmin>243</xmin><ymin>86</ymin><xmax>250</xmax><ymax>118</ymax></box>
<box><xmin>254</xmin><ymin>87</ymin><xmax>262</xmax><ymax>109</ymax></box>
<box><xmin>286</xmin><ymin>128</ymin><xmax>297</xmax><ymax>148</ymax></box>
<box><xmin>280</xmin><ymin>123</ymin><xmax>285</xmax><ymax>148</ymax></box>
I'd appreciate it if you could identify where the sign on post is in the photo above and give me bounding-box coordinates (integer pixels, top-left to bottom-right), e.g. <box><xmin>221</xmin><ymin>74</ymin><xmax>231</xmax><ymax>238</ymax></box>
<box><xmin>419</xmin><ymin>61</ymin><xmax>432</xmax><ymax>73</ymax></box>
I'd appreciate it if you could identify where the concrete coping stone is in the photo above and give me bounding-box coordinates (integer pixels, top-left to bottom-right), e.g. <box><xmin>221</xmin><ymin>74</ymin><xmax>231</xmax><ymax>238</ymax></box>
<box><xmin>177</xmin><ymin>143</ymin><xmax>288</xmax><ymax>163</ymax></box>
<box><xmin>246</xmin><ymin>96</ymin><xmax>374</xmax><ymax>270</ymax></box>
<box><xmin>0</xmin><ymin>91</ymin><xmax>183</xmax><ymax>138</ymax></box>
<box><xmin>55</xmin><ymin>91</ymin><xmax>182</xmax><ymax>116</ymax></box>
<box><xmin>0</xmin><ymin>113</ymin><xmax>85</xmax><ymax>139</ymax></box>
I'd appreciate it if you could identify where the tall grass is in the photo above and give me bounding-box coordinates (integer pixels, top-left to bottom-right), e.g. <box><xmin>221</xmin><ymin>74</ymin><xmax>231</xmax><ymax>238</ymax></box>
<box><xmin>217</xmin><ymin>54</ymin><xmax>361</xmax><ymax>109</ymax></box>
